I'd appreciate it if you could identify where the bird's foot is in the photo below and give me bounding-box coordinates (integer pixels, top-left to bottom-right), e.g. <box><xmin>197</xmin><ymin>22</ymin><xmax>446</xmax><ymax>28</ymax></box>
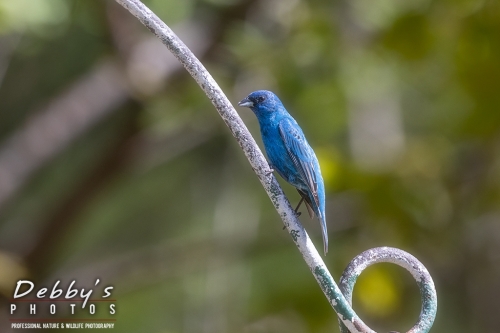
<box><xmin>294</xmin><ymin>197</ymin><xmax>304</xmax><ymax>218</ymax></box>
<box><xmin>265</xmin><ymin>168</ymin><xmax>274</xmax><ymax>176</ymax></box>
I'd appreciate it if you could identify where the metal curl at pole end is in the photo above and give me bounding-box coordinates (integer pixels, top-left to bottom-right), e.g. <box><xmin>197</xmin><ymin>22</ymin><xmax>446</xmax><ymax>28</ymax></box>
<box><xmin>337</xmin><ymin>247</ymin><xmax>438</xmax><ymax>333</ymax></box>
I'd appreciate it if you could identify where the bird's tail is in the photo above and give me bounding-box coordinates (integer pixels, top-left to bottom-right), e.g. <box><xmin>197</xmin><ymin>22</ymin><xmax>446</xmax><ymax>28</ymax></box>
<box><xmin>300</xmin><ymin>190</ymin><xmax>329</xmax><ymax>255</ymax></box>
<box><xmin>319</xmin><ymin>214</ymin><xmax>328</xmax><ymax>255</ymax></box>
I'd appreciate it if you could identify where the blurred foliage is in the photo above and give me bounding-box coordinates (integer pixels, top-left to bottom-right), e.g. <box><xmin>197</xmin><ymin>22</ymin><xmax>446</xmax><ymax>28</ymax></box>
<box><xmin>0</xmin><ymin>0</ymin><xmax>499</xmax><ymax>332</ymax></box>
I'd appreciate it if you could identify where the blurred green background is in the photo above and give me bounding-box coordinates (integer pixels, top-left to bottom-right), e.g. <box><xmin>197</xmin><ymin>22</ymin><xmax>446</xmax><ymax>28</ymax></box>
<box><xmin>0</xmin><ymin>0</ymin><xmax>499</xmax><ymax>332</ymax></box>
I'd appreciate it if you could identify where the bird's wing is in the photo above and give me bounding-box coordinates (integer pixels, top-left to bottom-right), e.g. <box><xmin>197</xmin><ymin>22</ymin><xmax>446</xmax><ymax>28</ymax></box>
<box><xmin>278</xmin><ymin>118</ymin><xmax>319</xmax><ymax>208</ymax></box>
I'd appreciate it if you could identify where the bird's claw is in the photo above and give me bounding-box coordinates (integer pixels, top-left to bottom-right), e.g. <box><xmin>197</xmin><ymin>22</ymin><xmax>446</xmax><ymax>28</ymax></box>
<box><xmin>266</xmin><ymin>168</ymin><xmax>274</xmax><ymax>176</ymax></box>
<box><xmin>294</xmin><ymin>197</ymin><xmax>304</xmax><ymax>218</ymax></box>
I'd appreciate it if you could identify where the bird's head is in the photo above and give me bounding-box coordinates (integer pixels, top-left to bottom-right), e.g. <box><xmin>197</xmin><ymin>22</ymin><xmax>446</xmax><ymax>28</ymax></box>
<box><xmin>238</xmin><ymin>90</ymin><xmax>283</xmax><ymax>116</ymax></box>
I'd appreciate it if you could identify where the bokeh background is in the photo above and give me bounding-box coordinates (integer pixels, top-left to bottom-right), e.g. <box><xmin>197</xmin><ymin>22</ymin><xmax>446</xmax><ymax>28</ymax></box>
<box><xmin>0</xmin><ymin>0</ymin><xmax>499</xmax><ymax>332</ymax></box>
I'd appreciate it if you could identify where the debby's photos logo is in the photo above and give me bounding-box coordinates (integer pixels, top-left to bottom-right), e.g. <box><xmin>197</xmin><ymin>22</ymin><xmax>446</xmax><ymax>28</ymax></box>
<box><xmin>9</xmin><ymin>279</ymin><xmax>116</xmax><ymax>330</ymax></box>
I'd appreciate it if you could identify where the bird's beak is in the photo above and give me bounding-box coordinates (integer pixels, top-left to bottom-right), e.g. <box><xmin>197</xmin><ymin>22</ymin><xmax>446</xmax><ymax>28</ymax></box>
<box><xmin>238</xmin><ymin>98</ymin><xmax>253</xmax><ymax>108</ymax></box>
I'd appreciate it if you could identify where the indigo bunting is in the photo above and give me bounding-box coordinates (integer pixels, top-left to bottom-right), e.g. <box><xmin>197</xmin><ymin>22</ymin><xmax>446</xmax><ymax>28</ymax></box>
<box><xmin>238</xmin><ymin>90</ymin><xmax>328</xmax><ymax>255</ymax></box>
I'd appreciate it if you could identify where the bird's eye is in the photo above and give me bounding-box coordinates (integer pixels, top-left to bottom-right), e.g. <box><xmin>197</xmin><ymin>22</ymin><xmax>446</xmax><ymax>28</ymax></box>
<box><xmin>257</xmin><ymin>96</ymin><xmax>266</xmax><ymax>103</ymax></box>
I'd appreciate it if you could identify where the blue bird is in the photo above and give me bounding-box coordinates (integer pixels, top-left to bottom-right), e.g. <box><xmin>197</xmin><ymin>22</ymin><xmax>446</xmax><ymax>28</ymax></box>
<box><xmin>238</xmin><ymin>90</ymin><xmax>328</xmax><ymax>255</ymax></box>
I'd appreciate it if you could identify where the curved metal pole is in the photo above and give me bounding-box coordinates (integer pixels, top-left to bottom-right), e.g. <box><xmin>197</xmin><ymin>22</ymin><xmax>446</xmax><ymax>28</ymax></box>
<box><xmin>339</xmin><ymin>247</ymin><xmax>438</xmax><ymax>333</ymax></box>
<box><xmin>114</xmin><ymin>1</ymin><xmax>438</xmax><ymax>332</ymax></box>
